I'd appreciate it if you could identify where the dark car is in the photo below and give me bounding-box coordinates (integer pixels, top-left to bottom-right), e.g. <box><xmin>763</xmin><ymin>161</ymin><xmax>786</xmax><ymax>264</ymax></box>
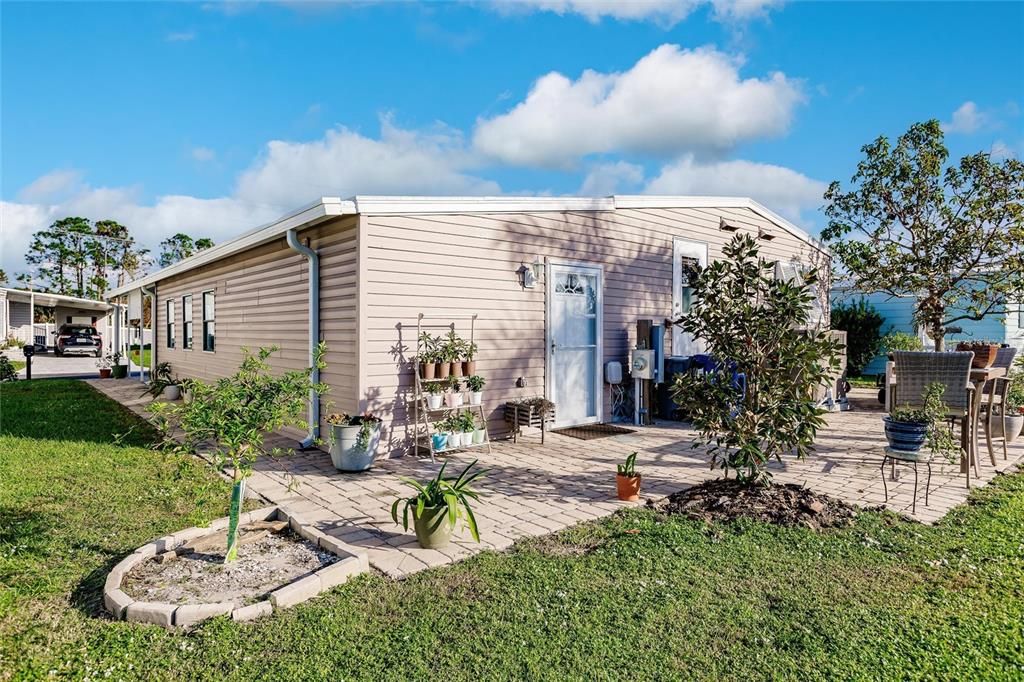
<box><xmin>54</xmin><ymin>324</ymin><xmax>103</xmax><ymax>357</ymax></box>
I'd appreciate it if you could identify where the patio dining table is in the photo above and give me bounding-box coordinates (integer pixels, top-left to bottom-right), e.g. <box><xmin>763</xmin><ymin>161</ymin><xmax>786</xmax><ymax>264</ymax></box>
<box><xmin>886</xmin><ymin>364</ymin><xmax>1008</xmax><ymax>478</ymax></box>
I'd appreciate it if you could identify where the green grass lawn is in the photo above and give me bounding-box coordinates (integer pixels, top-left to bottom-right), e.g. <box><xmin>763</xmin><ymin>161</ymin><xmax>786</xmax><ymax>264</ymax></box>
<box><xmin>128</xmin><ymin>348</ymin><xmax>151</xmax><ymax>368</ymax></box>
<box><xmin>9</xmin><ymin>360</ymin><xmax>25</xmax><ymax>372</ymax></box>
<box><xmin>2</xmin><ymin>380</ymin><xmax>1024</xmax><ymax>680</ymax></box>
<box><xmin>848</xmin><ymin>375</ymin><xmax>879</xmax><ymax>388</ymax></box>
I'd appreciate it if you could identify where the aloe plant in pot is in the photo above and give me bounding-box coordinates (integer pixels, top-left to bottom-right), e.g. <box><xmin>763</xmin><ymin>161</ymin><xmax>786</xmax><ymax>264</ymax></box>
<box><xmin>462</xmin><ymin>340</ymin><xmax>478</xmax><ymax>376</ymax></box>
<box><xmin>418</xmin><ymin>331</ymin><xmax>440</xmax><ymax>380</ymax></box>
<box><xmin>616</xmin><ymin>451</ymin><xmax>641</xmax><ymax>501</ymax></box>
<box><xmin>466</xmin><ymin>374</ymin><xmax>485</xmax><ymax>406</ymax></box>
<box><xmin>391</xmin><ymin>460</ymin><xmax>487</xmax><ymax>549</ymax></box>
<box><xmin>326</xmin><ymin>411</ymin><xmax>383</xmax><ymax>472</ymax></box>
<box><xmin>443</xmin><ymin>330</ymin><xmax>465</xmax><ymax>378</ymax></box>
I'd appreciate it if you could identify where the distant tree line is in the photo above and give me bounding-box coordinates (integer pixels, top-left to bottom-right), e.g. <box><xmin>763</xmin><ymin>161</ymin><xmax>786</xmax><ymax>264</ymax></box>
<box><xmin>11</xmin><ymin>219</ymin><xmax>213</xmax><ymax>300</ymax></box>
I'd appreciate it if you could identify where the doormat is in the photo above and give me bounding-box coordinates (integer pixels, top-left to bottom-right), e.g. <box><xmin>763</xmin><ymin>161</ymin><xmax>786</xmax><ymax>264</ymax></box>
<box><xmin>551</xmin><ymin>423</ymin><xmax>637</xmax><ymax>441</ymax></box>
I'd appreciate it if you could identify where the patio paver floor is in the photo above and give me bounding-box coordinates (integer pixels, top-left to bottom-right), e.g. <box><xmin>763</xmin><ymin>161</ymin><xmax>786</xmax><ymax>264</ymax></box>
<box><xmin>89</xmin><ymin>381</ymin><xmax>1023</xmax><ymax>579</ymax></box>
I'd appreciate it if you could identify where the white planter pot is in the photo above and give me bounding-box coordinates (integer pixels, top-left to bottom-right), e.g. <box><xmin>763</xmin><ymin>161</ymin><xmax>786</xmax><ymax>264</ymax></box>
<box><xmin>329</xmin><ymin>423</ymin><xmax>381</xmax><ymax>471</ymax></box>
<box><xmin>182</xmin><ymin>389</ymin><xmax>194</xmax><ymax>404</ymax></box>
<box><xmin>162</xmin><ymin>385</ymin><xmax>181</xmax><ymax>400</ymax></box>
<box><xmin>447</xmin><ymin>393</ymin><xmax>463</xmax><ymax>407</ymax></box>
<box><xmin>469</xmin><ymin>391</ymin><xmax>483</xmax><ymax>406</ymax></box>
<box><xmin>992</xmin><ymin>414</ymin><xmax>1024</xmax><ymax>444</ymax></box>
<box><xmin>472</xmin><ymin>428</ymin><xmax>486</xmax><ymax>444</ymax></box>
<box><xmin>459</xmin><ymin>432</ymin><xmax>472</xmax><ymax>447</ymax></box>
<box><xmin>427</xmin><ymin>394</ymin><xmax>443</xmax><ymax>410</ymax></box>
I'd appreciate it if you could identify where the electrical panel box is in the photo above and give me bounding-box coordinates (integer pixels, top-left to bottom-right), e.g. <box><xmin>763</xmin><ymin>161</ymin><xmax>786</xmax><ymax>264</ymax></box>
<box><xmin>631</xmin><ymin>349</ymin><xmax>655</xmax><ymax>380</ymax></box>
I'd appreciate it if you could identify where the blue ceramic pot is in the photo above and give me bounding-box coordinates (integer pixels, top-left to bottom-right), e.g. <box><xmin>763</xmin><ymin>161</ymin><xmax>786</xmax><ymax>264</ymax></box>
<box><xmin>431</xmin><ymin>433</ymin><xmax>448</xmax><ymax>451</ymax></box>
<box><xmin>883</xmin><ymin>417</ymin><xmax>928</xmax><ymax>452</ymax></box>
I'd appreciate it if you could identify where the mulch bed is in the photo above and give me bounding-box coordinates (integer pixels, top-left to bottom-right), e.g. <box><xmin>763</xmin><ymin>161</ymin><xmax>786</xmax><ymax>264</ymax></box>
<box><xmin>649</xmin><ymin>478</ymin><xmax>858</xmax><ymax>531</ymax></box>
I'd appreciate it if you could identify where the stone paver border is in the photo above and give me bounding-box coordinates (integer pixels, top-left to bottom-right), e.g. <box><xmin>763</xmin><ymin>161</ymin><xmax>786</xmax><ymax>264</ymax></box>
<box><xmin>103</xmin><ymin>505</ymin><xmax>369</xmax><ymax>628</ymax></box>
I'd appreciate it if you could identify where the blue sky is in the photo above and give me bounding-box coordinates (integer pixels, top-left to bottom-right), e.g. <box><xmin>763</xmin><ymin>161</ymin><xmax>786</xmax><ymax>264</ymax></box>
<box><xmin>2</xmin><ymin>1</ymin><xmax>1022</xmax><ymax>274</ymax></box>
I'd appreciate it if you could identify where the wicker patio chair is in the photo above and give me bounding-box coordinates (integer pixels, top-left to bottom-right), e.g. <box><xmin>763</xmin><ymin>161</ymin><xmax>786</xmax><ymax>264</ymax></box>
<box><xmin>886</xmin><ymin>351</ymin><xmax>975</xmax><ymax>501</ymax></box>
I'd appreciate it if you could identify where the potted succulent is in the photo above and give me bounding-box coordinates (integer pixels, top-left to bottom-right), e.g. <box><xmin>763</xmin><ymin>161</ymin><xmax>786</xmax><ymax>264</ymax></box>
<box><xmin>418</xmin><ymin>332</ymin><xmax>439</xmax><ymax>380</ymax></box>
<box><xmin>96</xmin><ymin>354</ymin><xmax>112</xmax><ymax>379</ymax></box>
<box><xmin>471</xmin><ymin>413</ymin><xmax>487</xmax><ymax>445</ymax></box>
<box><xmin>443</xmin><ymin>330</ymin><xmax>465</xmax><ymax>378</ymax></box>
<box><xmin>616</xmin><ymin>451</ymin><xmax>642</xmax><ymax>501</ymax></box>
<box><xmin>955</xmin><ymin>340</ymin><xmax>1000</xmax><ymax>369</ymax></box>
<box><xmin>424</xmin><ymin>380</ymin><xmax>445</xmax><ymax>409</ymax></box>
<box><xmin>110</xmin><ymin>351</ymin><xmax>128</xmax><ymax>379</ymax></box>
<box><xmin>445</xmin><ymin>376</ymin><xmax>464</xmax><ymax>408</ymax></box>
<box><xmin>326</xmin><ymin>411</ymin><xmax>383</xmax><ymax>472</ymax></box>
<box><xmin>145</xmin><ymin>362</ymin><xmax>180</xmax><ymax>399</ymax></box>
<box><xmin>391</xmin><ymin>460</ymin><xmax>486</xmax><ymax>549</ymax></box>
<box><xmin>466</xmin><ymin>375</ymin><xmax>485</xmax><ymax>406</ymax></box>
<box><xmin>883</xmin><ymin>382</ymin><xmax>959</xmax><ymax>459</ymax></box>
<box><xmin>462</xmin><ymin>340</ymin><xmax>478</xmax><ymax>376</ymax></box>
<box><xmin>459</xmin><ymin>411</ymin><xmax>477</xmax><ymax>447</ymax></box>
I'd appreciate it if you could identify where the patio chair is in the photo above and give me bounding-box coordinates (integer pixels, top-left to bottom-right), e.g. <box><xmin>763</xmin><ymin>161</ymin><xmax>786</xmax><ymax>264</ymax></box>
<box><xmin>978</xmin><ymin>348</ymin><xmax>1018</xmax><ymax>464</ymax></box>
<box><xmin>889</xmin><ymin>351</ymin><xmax>975</xmax><ymax>492</ymax></box>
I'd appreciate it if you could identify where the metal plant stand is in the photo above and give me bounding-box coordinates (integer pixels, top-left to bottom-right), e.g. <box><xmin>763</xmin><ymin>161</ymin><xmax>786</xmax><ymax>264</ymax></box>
<box><xmin>880</xmin><ymin>447</ymin><xmax>932</xmax><ymax>514</ymax></box>
<box><xmin>413</xmin><ymin>312</ymin><xmax>492</xmax><ymax>461</ymax></box>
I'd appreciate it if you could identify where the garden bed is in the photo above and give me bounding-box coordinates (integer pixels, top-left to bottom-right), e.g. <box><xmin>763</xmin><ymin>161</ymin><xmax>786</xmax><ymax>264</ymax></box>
<box><xmin>650</xmin><ymin>478</ymin><xmax>858</xmax><ymax>530</ymax></box>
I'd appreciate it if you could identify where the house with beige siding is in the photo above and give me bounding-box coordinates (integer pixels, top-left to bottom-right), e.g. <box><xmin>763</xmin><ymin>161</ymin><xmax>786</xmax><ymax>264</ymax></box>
<box><xmin>108</xmin><ymin>196</ymin><xmax>830</xmax><ymax>457</ymax></box>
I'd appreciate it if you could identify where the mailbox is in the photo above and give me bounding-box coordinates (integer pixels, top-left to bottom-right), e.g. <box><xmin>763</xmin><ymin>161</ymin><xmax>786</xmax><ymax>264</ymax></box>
<box><xmin>22</xmin><ymin>345</ymin><xmax>35</xmax><ymax>358</ymax></box>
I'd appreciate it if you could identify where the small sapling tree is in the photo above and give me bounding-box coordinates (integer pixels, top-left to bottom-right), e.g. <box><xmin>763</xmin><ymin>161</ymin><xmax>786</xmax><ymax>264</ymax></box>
<box><xmin>672</xmin><ymin>234</ymin><xmax>842</xmax><ymax>485</ymax></box>
<box><xmin>150</xmin><ymin>344</ymin><xmax>326</xmax><ymax>562</ymax></box>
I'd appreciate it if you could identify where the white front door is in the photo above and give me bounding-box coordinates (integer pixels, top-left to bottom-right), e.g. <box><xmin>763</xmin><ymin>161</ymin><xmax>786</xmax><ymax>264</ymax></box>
<box><xmin>547</xmin><ymin>262</ymin><xmax>603</xmax><ymax>427</ymax></box>
<box><xmin>672</xmin><ymin>238</ymin><xmax>708</xmax><ymax>357</ymax></box>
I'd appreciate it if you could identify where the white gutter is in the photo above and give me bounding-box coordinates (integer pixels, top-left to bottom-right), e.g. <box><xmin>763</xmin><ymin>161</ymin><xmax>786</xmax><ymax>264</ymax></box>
<box><xmin>286</xmin><ymin>228</ymin><xmax>321</xmax><ymax>448</ymax></box>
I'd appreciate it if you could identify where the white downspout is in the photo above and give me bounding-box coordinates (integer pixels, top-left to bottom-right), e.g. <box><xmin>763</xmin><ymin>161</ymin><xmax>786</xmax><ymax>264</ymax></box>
<box><xmin>141</xmin><ymin>284</ymin><xmax>156</xmax><ymax>382</ymax></box>
<box><xmin>286</xmin><ymin>228</ymin><xmax>320</xmax><ymax>448</ymax></box>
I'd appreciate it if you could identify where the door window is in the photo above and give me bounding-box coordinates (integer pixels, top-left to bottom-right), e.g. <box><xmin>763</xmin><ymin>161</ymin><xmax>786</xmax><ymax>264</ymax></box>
<box><xmin>672</xmin><ymin>239</ymin><xmax>708</xmax><ymax>357</ymax></box>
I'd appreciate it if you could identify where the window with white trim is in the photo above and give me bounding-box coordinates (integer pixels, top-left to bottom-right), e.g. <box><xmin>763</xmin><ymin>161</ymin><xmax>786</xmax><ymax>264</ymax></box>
<box><xmin>165</xmin><ymin>300</ymin><xmax>175</xmax><ymax>348</ymax></box>
<box><xmin>182</xmin><ymin>294</ymin><xmax>193</xmax><ymax>349</ymax></box>
<box><xmin>672</xmin><ymin>238</ymin><xmax>708</xmax><ymax>357</ymax></box>
<box><xmin>775</xmin><ymin>261</ymin><xmax>825</xmax><ymax>327</ymax></box>
<box><xmin>202</xmin><ymin>290</ymin><xmax>215</xmax><ymax>351</ymax></box>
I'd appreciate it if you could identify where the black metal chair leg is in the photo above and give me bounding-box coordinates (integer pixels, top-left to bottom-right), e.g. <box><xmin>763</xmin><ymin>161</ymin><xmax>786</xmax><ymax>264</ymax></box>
<box><xmin>912</xmin><ymin>463</ymin><xmax>918</xmax><ymax>515</ymax></box>
<box><xmin>925</xmin><ymin>461</ymin><xmax>932</xmax><ymax>507</ymax></box>
<box><xmin>881</xmin><ymin>456</ymin><xmax>889</xmax><ymax>502</ymax></box>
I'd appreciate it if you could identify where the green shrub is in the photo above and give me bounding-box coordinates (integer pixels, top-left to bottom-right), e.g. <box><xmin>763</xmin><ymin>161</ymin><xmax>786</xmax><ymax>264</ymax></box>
<box><xmin>830</xmin><ymin>298</ymin><xmax>884</xmax><ymax>376</ymax></box>
<box><xmin>882</xmin><ymin>330</ymin><xmax>925</xmax><ymax>352</ymax></box>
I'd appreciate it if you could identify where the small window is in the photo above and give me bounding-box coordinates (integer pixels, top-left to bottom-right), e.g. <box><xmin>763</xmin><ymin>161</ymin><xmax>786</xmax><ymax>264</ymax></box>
<box><xmin>166</xmin><ymin>300</ymin><xmax>175</xmax><ymax>349</ymax></box>
<box><xmin>202</xmin><ymin>291</ymin><xmax>215</xmax><ymax>352</ymax></box>
<box><xmin>182</xmin><ymin>295</ymin><xmax>193</xmax><ymax>350</ymax></box>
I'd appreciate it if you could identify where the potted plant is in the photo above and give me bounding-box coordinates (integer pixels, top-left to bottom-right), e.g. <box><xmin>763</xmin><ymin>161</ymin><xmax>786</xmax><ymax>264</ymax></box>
<box><xmin>145</xmin><ymin>362</ymin><xmax>180</xmax><ymax>399</ymax></box>
<box><xmin>180</xmin><ymin>377</ymin><xmax>196</xmax><ymax>404</ymax></box>
<box><xmin>471</xmin><ymin>413</ymin><xmax>487</xmax><ymax>445</ymax></box>
<box><xmin>462</xmin><ymin>340</ymin><xmax>478</xmax><ymax>376</ymax></box>
<box><xmin>431</xmin><ymin>416</ymin><xmax>450</xmax><ymax>451</ymax></box>
<box><xmin>616</xmin><ymin>451</ymin><xmax>642</xmax><ymax>501</ymax></box>
<box><xmin>459</xmin><ymin>411</ymin><xmax>476</xmax><ymax>447</ymax></box>
<box><xmin>110</xmin><ymin>351</ymin><xmax>128</xmax><ymax>379</ymax></box>
<box><xmin>391</xmin><ymin>460</ymin><xmax>486</xmax><ymax>549</ymax></box>
<box><xmin>955</xmin><ymin>340</ymin><xmax>1000</xmax><ymax>369</ymax></box>
<box><xmin>883</xmin><ymin>382</ymin><xmax>959</xmax><ymax>459</ymax></box>
<box><xmin>96</xmin><ymin>354</ymin><xmax>112</xmax><ymax>379</ymax></box>
<box><xmin>325</xmin><ymin>411</ymin><xmax>383</xmax><ymax>472</ymax></box>
<box><xmin>992</xmin><ymin>372</ymin><xmax>1024</xmax><ymax>444</ymax></box>
<box><xmin>424</xmin><ymin>380</ymin><xmax>445</xmax><ymax>409</ymax></box>
<box><xmin>443</xmin><ymin>330</ymin><xmax>465</xmax><ymax>378</ymax></box>
<box><xmin>445</xmin><ymin>376</ymin><xmax>464</xmax><ymax>408</ymax></box>
<box><xmin>418</xmin><ymin>332</ymin><xmax>438</xmax><ymax>380</ymax></box>
<box><xmin>466</xmin><ymin>375</ymin><xmax>485</xmax><ymax>406</ymax></box>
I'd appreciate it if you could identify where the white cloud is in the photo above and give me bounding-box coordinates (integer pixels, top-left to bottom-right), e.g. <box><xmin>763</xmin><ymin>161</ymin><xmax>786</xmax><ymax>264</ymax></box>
<box><xmin>16</xmin><ymin>169</ymin><xmax>84</xmax><ymax>203</ymax></box>
<box><xmin>236</xmin><ymin>116</ymin><xmax>499</xmax><ymax>206</ymax></box>
<box><xmin>487</xmin><ymin>0</ymin><xmax>782</xmax><ymax>26</ymax></box>
<box><xmin>2</xmin><ymin>119</ymin><xmax>501</xmax><ymax>277</ymax></box>
<box><xmin>578</xmin><ymin>161</ymin><xmax>645</xmax><ymax>195</ymax></box>
<box><xmin>643</xmin><ymin>154</ymin><xmax>826</xmax><ymax>225</ymax></box>
<box><xmin>165</xmin><ymin>30</ymin><xmax>197</xmax><ymax>42</ymax></box>
<box><xmin>190</xmin><ymin>146</ymin><xmax>216</xmax><ymax>162</ymax></box>
<box><xmin>942</xmin><ymin>101</ymin><xmax>988</xmax><ymax>135</ymax></box>
<box><xmin>990</xmin><ymin>140</ymin><xmax>1016</xmax><ymax>160</ymax></box>
<box><xmin>473</xmin><ymin>44</ymin><xmax>804</xmax><ymax>168</ymax></box>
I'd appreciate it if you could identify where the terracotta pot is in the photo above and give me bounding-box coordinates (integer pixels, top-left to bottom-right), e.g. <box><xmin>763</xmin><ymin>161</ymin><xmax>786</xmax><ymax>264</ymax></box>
<box><xmin>421</xmin><ymin>362</ymin><xmax>436</xmax><ymax>380</ymax></box>
<box><xmin>435</xmin><ymin>362</ymin><xmax>450</xmax><ymax>380</ymax></box>
<box><xmin>98</xmin><ymin>368</ymin><xmax>112</xmax><ymax>379</ymax></box>
<box><xmin>450</xmin><ymin>361</ymin><xmax>463</xmax><ymax>378</ymax></box>
<box><xmin>956</xmin><ymin>343</ymin><xmax>999</xmax><ymax>369</ymax></box>
<box><xmin>616</xmin><ymin>473</ymin><xmax>641</xmax><ymax>502</ymax></box>
<box><xmin>413</xmin><ymin>504</ymin><xmax>453</xmax><ymax>549</ymax></box>
<box><xmin>462</xmin><ymin>360</ymin><xmax>476</xmax><ymax>376</ymax></box>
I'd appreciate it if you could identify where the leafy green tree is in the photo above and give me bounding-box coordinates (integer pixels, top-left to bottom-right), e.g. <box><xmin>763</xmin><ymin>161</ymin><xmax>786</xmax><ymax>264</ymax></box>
<box><xmin>830</xmin><ymin>298</ymin><xmax>884</xmax><ymax>376</ymax></box>
<box><xmin>823</xmin><ymin>121</ymin><xmax>1024</xmax><ymax>351</ymax></box>
<box><xmin>159</xmin><ymin>233</ymin><xmax>214</xmax><ymax>267</ymax></box>
<box><xmin>0</xmin><ymin>269</ymin><xmax>7</xmax><ymax>286</ymax></box>
<box><xmin>24</xmin><ymin>217</ymin><xmax>91</xmax><ymax>296</ymax></box>
<box><xmin>672</xmin><ymin>234</ymin><xmax>842</xmax><ymax>485</ymax></box>
<box><xmin>150</xmin><ymin>345</ymin><xmax>327</xmax><ymax>562</ymax></box>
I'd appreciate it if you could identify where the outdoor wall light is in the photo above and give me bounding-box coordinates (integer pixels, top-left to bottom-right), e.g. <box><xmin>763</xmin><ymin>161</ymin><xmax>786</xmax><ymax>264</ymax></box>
<box><xmin>519</xmin><ymin>256</ymin><xmax>544</xmax><ymax>289</ymax></box>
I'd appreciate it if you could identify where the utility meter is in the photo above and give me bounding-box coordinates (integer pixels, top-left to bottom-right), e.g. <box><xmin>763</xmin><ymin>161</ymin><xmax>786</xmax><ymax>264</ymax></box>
<box><xmin>631</xmin><ymin>349</ymin><xmax>655</xmax><ymax>380</ymax></box>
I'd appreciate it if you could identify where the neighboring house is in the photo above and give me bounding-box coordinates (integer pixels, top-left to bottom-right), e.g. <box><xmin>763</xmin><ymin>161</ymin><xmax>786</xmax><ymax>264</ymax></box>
<box><xmin>0</xmin><ymin>287</ymin><xmax>115</xmax><ymax>349</ymax></box>
<box><xmin>109</xmin><ymin>195</ymin><xmax>830</xmax><ymax>456</ymax></box>
<box><xmin>831</xmin><ymin>287</ymin><xmax>1024</xmax><ymax>375</ymax></box>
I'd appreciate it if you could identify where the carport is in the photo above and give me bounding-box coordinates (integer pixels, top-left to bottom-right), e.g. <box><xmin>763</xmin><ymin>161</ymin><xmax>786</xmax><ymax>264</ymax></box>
<box><xmin>0</xmin><ymin>287</ymin><xmax>118</xmax><ymax>351</ymax></box>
